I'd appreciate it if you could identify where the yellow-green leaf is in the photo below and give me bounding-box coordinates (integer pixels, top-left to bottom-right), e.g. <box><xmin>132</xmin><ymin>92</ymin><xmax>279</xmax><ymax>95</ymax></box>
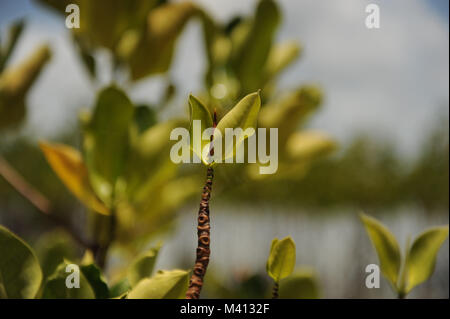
<box><xmin>127</xmin><ymin>269</ymin><xmax>189</xmax><ymax>299</ymax></box>
<box><xmin>278</xmin><ymin>268</ymin><xmax>320</xmax><ymax>299</ymax></box>
<box><xmin>39</xmin><ymin>141</ymin><xmax>109</xmax><ymax>215</ymax></box>
<box><xmin>189</xmin><ymin>94</ymin><xmax>213</xmax><ymax>164</ymax></box>
<box><xmin>0</xmin><ymin>225</ymin><xmax>43</xmax><ymax>298</ymax></box>
<box><xmin>214</xmin><ymin>91</ymin><xmax>261</xmax><ymax>162</ymax></box>
<box><xmin>264</xmin><ymin>41</ymin><xmax>301</xmax><ymax>83</ymax></box>
<box><xmin>259</xmin><ymin>86</ymin><xmax>322</xmax><ymax>146</ymax></box>
<box><xmin>231</xmin><ymin>0</ymin><xmax>280</xmax><ymax>93</ymax></box>
<box><xmin>286</xmin><ymin>131</ymin><xmax>337</xmax><ymax>161</ymax></box>
<box><xmin>125</xmin><ymin>2</ymin><xmax>198</xmax><ymax>80</ymax></box>
<box><xmin>0</xmin><ymin>45</ymin><xmax>51</xmax><ymax>130</ymax></box>
<box><xmin>266</xmin><ymin>236</ymin><xmax>296</xmax><ymax>282</ymax></box>
<box><xmin>360</xmin><ymin>213</ymin><xmax>401</xmax><ymax>289</ymax></box>
<box><xmin>404</xmin><ymin>226</ymin><xmax>449</xmax><ymax>293</ymax></box>
<box><xmin>127</xmin><ymin>244</ymin><xmax>161</xmax><ymax>287</ymax></box>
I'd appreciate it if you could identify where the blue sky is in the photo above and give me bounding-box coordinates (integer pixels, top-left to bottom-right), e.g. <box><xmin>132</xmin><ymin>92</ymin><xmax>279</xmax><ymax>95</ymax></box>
<box><xmin>0</xmin><ymin>0</ymin><xmax>449</xmax><ymax>157</ymax></box>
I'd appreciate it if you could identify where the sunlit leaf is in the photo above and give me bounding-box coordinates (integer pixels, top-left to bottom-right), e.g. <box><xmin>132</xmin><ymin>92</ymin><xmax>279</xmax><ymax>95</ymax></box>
<box><xmin>404</xmin><ymin>226</ymin><xmax>449</xmax><ymax>293</ymax></box>
<box><xmin>279</xmin><ymin>268</ymin><xmax>320</xmax><ymax>299</ymax></box>
<box><xmin>214</xmin><ymin>91</ymin><xmax>261</xmax><ymax>162</ymax></box>
<box><xmin>360</xmin><ymin>213</ymin><xmax>401</xmax><ymax>289</ymax></box>
<box><xmin>83</xmin><ymin>86</ymin><xmax>134</xmax><ymax>206</ymax></box>
<box><xmin>127</xmin><ymin>269</ymin><xmax>189</xmax><ymax>299</ymax></box>
<box><xmin>0</xmin><ymin>225</ymin><xmax>43</xmax><ymax>299</ymax></box>
<box><xmin>39</xmin><ymin>141</ymin><xmax>109</xmax><ymax>215</ymax></box>
<box><xmin>266</xmin><ymin>236</ymin><xmax>296</xmax><ymax>282</ymax></box>
<box><xmin>128</xmin><ymin>244</ymin><xmax>161</xmax><ymax>287</ymax></box>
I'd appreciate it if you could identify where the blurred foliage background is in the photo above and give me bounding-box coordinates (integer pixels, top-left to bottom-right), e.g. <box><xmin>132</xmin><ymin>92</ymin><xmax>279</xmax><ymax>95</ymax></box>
<box><xmin>0</xmin><ymin>0</ymin><xmax>448</xmax><ymax>298</ymax></box>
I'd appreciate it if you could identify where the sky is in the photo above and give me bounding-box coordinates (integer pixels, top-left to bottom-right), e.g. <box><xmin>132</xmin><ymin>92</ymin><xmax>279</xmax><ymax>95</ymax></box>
<box><xmin>0</xmin><ymin>0</ymin><xmax>449</xmax><ymax>157</ymax></box>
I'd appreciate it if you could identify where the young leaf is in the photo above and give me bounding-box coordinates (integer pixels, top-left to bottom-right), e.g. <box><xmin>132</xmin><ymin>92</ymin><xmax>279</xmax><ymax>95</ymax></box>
<box><xmin>231</xmin><ymin>0</ymin><xmax>281</xmax><ymax>92</ymax></box>
<box><xmin>0</xmin><ymin>19</ymin><xmax>25</xmax><ymax>72</ymax></box>
<box><xmin>263</xmin><ymin>41</ymin><xmax>301</xmax><ymax>83</ymax></box>
<box><xmin>404</xmin><ymin>226</ymin><xmax>449</xmax><ymax>293</ymax></box>
<box><xmin>0</xmin><ymin>45</ymin><xmax>51</xmax><ymax>130</ymax></box>
<box><xmin>83</xmin><ymin>86</ymin><xmax>134</xmax><ymax>206</ymax></box>
<box><xmin>127</xmin><ymin>269</ymin><xmax>189</xmax><ymax>299</ymax></box>
<box><xmin>80</xmin><ymin>264</ymin><xmax>109</xmax><ymax>299</ymax></box>
<box><xmin>126</xmin><ymin>2</ymin><xmax>199</xmax><ymax>80</ymax></box>
<box><xmin>127</xmin><ymin>244</ymin><xmax>161</xmax><ymax>287</ymax></box>
<box><xmin>42</xmin><ymin>261</ymin><xmax>95</xmax><ymax>299</ymax></box>
<box><xmin>39</xmin><ymin>141</ymin><xmax>109</xmax><ymax>215</ymax></box>
<box><xmin>285</xmin><ymin>131</ymin><xmax>337</xmax><ymax>161</ymax></box>
<box><xmin>266</xmin><ymin>236</ymin><xmax>296</xmax><ymax>282</ymax></box>
<box><xmin>189</xmin><ymin>94</ymin><xmax>213</xmax><ymax>164</ymax></box>
<box><xmin>0</xmin><ymin>225</ymin><xmax>43</xmax><ymax>298</ymax></box>
<box><xmin>214</xmin><ymin>91</ymin><xmax>261</xmax><ymax>161</ymax></box>
<box><xmin>360</xmin><ymin>213</ymin><xmax>401</xmax><ymax>289</ymax></box>
<box><xmin>278</xmin><ymin>269</ymin><xmax>320</xmax><ymax>299</ymax></box>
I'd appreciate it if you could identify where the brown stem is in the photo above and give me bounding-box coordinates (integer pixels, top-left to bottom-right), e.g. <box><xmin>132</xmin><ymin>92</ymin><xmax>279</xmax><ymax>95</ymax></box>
<box><xmin>186</xmin><ymin>165</ymin><xmax>214</xmax><ymax>299</ymax></box>
<box><xmin>272</xmin><ymin>282</ymin><xmax>279</xmax><ymax>299</ymax></box>
<box><xmin>0</xmin><ymin>155</ymin><xmax>94</xmax><ymax>250</ymax></box>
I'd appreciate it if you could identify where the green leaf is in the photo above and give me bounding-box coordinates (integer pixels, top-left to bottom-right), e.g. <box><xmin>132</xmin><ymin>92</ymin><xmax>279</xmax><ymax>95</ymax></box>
<box><xmin>133</xmin><ymin>104</ymin><xmax>157</xmax><ymax>134</ymax></box>
<box><xmin>125</xmin><ymin>2</ymin><xmax>198</xmax><ymax>80</ymax></box>
<box><xmin>231</xmin><ymin>0</ymin><xmax>281</xmax><ymax>93</ymax></box>
<box><xmin>42</xmin><ymin>261</ymin><xmax>95</xmax><ymax>299</ymax></box>
<box><xmin>84</xmin><ymin>86</ymin><xmax>134</xmax><ymax>206</ymax></box>
<box><xmin>0</xmin><ymin>19</ymin><xmax>25</xmax><ymax>72</ymax></box>
<box><xmin>404</xmin><ymin>226</ymin><xmax>449</xmax><ymax>294</ymax></box>
<box><xmin>0</xmin><ymin>225</ymin><xmax>43</xmax><ymax>298</ymax></box>
<box><xmin>35</xmin><ymin>230</ymin><xmax>78</xmax><ymax>279</ymax></box>
<box><xmin>266</xmin><ymin>236</ymin><xmax>296</xmax><ymax>282</ymax></box>
<box><xmin>263</xmin><ymin>41</ymin><xmax>301</xmax><ymax>84</ymax></box>
<box><xmin>360</xmin><ymin>213</ymin><xmax>401</xmax><ymax>289</ymax></box>
<box><xmin>109</xmin><ymin>278</ymin><xmax>131</xmax><ymax>298</ymax></box>
<box><xmin>80</xmin><ymin>264</ymin><xmax>109</xmax><ymax>299</ymax></box>
<box><xmin>127</xmin><ymin>244</ymin><xmax>161</xmax><ymax>287</ymax></box>
<box><xmin>39</xmin><ymin>141</ymin><xmax>109</xmax><ymax>215</ymax></box>
<box><xmin>0</xmin><ymin>45</ymin><xmax>51</xmax><ymax>130</ymax></box>
<box><xmin>278</xmin><ymin>269</ymin><xmax>320</xmax><ymax>299</ymax></box>
<box><xmin>189</xmin><ymin>94</ymin><xmax>213</xmax><ymax>164</ymax></box>
<box><xmin>259</xmin><ymin>86</ymin><xmax>322</xmax><ymax>145</ymax></box>
<box><xmin>285</xmin><ymin>131</ymin><xmax>337</xmax><ymax>161</ymax></box>
<box><xmin>38</xmin><ymin>0</ymin><xmax>157</xmax><ymax>51</ymax></box>
<box><xmin>127</xmin><ymin>269</ymin><xmax>189</xmax><ymax>299</ymax></box>
<box><xmin>214</xmin><ymin>91</ymin><xmax>261</xmax><ymax>162</ymax></box>
<box><xmin>123</xmin><ymin>119</ymin><xmax>185</xmax><ymax>203</ymax></box>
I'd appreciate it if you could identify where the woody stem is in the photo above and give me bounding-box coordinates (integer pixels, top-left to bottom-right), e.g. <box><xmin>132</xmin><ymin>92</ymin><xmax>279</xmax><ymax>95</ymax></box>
<box><xmin>185</xmin><ymin>165</ymin><xmax>214</xmax><ymax>299</ymax></box>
